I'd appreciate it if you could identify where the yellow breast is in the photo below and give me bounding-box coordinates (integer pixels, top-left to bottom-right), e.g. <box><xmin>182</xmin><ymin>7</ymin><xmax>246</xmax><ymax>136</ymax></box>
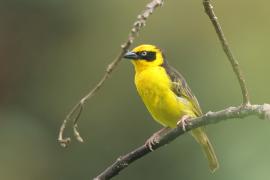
<box><xmin>135</xmin><ymin>66</ymin><xmax>189</xmax><ymax>127</ymax></box>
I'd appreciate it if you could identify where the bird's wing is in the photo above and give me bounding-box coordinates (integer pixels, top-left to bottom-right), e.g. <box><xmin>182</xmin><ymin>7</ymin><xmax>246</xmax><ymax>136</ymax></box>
<box><xmin>163</xmin><ymin>63</ymin><xmax>203</xmax><ymax>116</ymax></box>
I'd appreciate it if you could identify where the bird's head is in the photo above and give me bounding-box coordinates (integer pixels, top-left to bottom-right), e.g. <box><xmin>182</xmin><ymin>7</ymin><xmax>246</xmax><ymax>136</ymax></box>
<box><xmin>124</xmin><ymin>44</ymin><xmax>165</xmax><ymax>71</ymax></box>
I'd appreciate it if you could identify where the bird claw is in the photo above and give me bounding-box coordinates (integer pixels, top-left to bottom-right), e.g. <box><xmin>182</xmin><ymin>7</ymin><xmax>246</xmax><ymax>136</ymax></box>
<box><xmin>177</xmin><ymin>115</ymin><xmax>191</xmax><ymax>131</ymax></box>
<box><xmin>145</xmin><ymin>133</ymin><xmax>160</xmax><ymax>151</ymax></box>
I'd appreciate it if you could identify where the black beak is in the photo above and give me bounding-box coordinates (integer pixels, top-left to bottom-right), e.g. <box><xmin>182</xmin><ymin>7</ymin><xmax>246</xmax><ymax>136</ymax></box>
<box><xmin>123</xmin><ymin>51</ymin><xmax>139</xmax><ymax>60</ymax></box>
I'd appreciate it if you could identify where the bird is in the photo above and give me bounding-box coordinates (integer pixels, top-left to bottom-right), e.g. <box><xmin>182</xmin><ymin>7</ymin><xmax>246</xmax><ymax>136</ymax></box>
<box><xmin>124</xmin><ymin>44</ymin><xmax>219</xmax><ymax>172</ymax></box>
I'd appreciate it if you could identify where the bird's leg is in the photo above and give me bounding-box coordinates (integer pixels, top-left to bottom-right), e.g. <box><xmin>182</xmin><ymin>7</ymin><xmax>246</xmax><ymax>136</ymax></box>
<box><xmin>145</xmin><ymin>127</ymin><xmax>170</xmax><ymax>151</ymax></box>
<box><xmin>177</xmin><ymin>115</ymin><xmax>191</xmax><ymax>131</ymax></box>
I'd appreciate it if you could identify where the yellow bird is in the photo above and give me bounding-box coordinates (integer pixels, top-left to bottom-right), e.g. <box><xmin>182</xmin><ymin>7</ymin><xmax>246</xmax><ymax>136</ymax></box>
<box><xmin>124</xmin><ymin>44</ymin><xmax>219</xmax><ymax>172</ymax></box>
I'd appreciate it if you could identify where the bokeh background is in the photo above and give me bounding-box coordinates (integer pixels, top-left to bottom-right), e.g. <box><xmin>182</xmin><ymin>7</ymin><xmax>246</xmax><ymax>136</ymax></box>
<box><xmin>1</xmin><ymin>0</ymin><xmax>270</xmax><ymax>180</ymax></box>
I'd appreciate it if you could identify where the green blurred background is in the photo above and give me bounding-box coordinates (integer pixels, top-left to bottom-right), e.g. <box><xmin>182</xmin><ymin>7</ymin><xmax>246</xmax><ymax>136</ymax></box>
<box><xmin>1</xmin><ymin>0</ymin><xmax>270</xmax><ymax>179</ymax></box>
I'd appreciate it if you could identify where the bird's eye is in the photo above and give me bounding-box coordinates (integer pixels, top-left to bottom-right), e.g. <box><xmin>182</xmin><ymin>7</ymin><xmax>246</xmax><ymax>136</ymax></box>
<box><xmin>141</xmin><ymin>51</ymin><xmax>147</xmax><ymax>56</ymax></box>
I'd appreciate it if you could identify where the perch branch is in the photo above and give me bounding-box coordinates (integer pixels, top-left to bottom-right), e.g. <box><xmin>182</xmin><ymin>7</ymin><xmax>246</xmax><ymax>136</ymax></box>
<box><xmin>94</xmin><ymin>104</ymin><xmax>270</xmax><ymax>180</ymax></box>
<box><xmin>203</xmin><ymin>0</ymin><xmax>250</xmax><ymax>105</ymax></box>
<box><xmin>58</xmin><ymin>0</ymin><xmax>164</xmax><ymax>148</ymax></box>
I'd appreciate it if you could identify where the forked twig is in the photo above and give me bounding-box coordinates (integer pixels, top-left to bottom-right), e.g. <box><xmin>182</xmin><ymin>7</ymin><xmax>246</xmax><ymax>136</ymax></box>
<box><xmin>58</xmin><ymin>0</ymin><xmax>164</xmax><ymax>148</ymax></box>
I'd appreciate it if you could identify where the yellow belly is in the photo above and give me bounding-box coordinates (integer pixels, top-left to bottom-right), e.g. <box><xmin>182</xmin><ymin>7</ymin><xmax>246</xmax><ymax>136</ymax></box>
<box><xmin>135</xmin><ymin>67</ymin><xmax>195</xmax><ymax>128</ymax></box>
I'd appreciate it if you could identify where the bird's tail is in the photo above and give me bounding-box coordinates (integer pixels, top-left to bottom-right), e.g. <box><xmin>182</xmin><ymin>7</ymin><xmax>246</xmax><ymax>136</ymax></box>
<box><xmin>191</xmin><ymin>128</ymin><xmax>219</xmax><ymax>173</ymax></box>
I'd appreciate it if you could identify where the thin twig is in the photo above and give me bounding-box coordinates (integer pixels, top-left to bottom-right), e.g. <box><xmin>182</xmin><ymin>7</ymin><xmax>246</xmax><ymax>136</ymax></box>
<box><xmin>57</xmin><ymin>0</ymin><xmax>164</xmax><ymax>148</ymax></box>
<box><xmin>203</xmin><ymin>0</ymin><xmax>250</xmax><ymax>105</ymax></box>
<box><xmin>93</xmin><ymin>104</ymin><xmax>270</xmax><ymax>180</ymax></box>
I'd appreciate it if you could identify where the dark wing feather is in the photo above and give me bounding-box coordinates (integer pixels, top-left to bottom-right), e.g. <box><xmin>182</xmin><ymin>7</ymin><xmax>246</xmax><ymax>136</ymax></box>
<box><xmin>162</xmin><ymin>61</ymin><xmax>202</xmax><ymax>116</ymax></box>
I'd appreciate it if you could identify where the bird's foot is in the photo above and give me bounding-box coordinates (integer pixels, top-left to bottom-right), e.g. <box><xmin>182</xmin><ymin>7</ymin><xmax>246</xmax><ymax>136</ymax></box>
<box><xmin>177</xmin><ymin>115</ymin><xmax>191</xmax><ymax>131</ymax></box>
<box><xmin>144</xmin><ymin>127</ymin><xmax>170</xmax><ymax>151</ymax></box>
<box><xmin>145</xmin><ymin>133</ymin><xmax>161</xmax><ymax>151</ymax></box>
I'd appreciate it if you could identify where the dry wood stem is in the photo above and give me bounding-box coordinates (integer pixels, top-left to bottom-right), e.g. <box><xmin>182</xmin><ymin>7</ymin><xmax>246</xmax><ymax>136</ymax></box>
<box><xmin>58</xmin><ymin>0</ymin><xmax>164</xmax><ymax>148</ymax></box>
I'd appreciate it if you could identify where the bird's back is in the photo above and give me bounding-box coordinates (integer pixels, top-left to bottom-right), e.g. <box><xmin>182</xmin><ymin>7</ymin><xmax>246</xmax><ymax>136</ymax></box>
<box><xmin>162</xmin><ymin>62</ymin><xmax>203</xmax><ymax>116</ymax></box>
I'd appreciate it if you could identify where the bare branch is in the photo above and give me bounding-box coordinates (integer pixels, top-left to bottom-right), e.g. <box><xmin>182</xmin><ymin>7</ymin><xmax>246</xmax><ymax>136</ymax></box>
<box><xmin>203</xmin><ymin>0</ymin><xmax>250</xmax><ymax>105</ymax></box>
<box><xmin>93</xmin><ymin>104</ymin><xmax>270</xmax><ymax>180</ymax></box>
<box><xmin>58</xmin><ymin>0</ymin><xmax>164</xmax><ymax>148</ymax></box>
